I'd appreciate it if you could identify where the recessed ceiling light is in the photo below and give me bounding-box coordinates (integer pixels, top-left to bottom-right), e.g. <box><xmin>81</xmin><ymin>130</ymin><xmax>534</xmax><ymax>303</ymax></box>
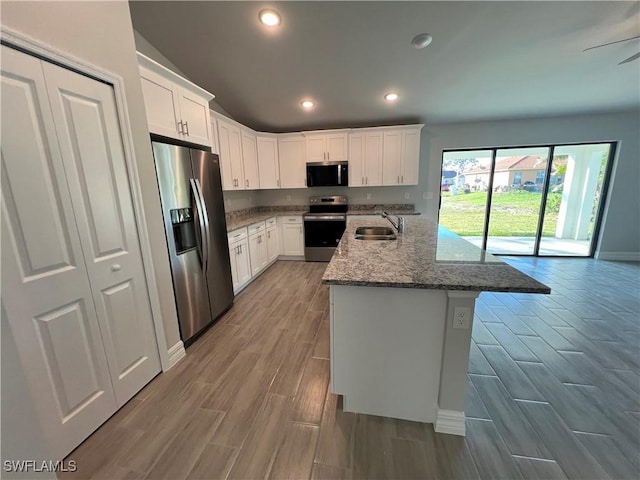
<box><xmin>259</xmin><ymin>9</ymin><xmax>281</xmax><ymax>27</ymax></box>
<box><xmin>301</xmin><ymin>100</ymin><xmax>315</xmax><ymax>109</ymax></box>
<box><xmin>411</xmin><ymin>33</ymin><xmax>433</xmax><ymax>49</ymax></box>
<box><xmin>384</xmin><ymin>92</ymin><xmax>399</xmax><ymax>102</ymax></box>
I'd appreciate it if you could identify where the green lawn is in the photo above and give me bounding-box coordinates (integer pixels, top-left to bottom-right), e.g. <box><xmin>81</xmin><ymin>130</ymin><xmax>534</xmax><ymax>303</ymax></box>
<box><xmin>439</xmin><ymin>191</ymin><xmax>561</xmax><ymax>237</ymax></box>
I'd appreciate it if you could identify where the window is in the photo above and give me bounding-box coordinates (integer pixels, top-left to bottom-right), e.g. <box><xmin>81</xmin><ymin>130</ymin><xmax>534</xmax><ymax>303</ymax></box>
<box><xmin>536</xmin><ymin>170</ymin><xmax>545</xmax><ymax>184</ymax></box>
<box><xmin>513</xmin><ymin>172</ymin><xmax>522</xmax><ymax>185</ymax></box>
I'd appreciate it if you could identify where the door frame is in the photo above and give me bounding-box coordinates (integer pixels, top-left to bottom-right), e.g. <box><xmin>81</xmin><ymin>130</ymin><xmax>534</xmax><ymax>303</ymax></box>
<box><xmin>0</xmin><ymin>26</ymin><xmax>172</xmax><ymax>370</ymax></box>
<box><xmin>439</xmin><ymin>141</ymin><xmax>616</xmax><ymax>258</ymax></box>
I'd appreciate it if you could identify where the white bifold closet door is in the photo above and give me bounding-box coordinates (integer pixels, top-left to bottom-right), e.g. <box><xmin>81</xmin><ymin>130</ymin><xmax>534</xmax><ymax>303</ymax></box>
<box><xmin>1</xmin><ymin>45</ymin><xmax>161</xmax><ymax>460</ymax></box>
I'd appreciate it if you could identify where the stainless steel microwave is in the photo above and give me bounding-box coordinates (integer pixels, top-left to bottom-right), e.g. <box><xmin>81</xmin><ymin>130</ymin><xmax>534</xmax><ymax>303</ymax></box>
<box><xmin>306</xmin><ymin>161</ymin><xmax>348</xmax><ymax>187</ymax></box>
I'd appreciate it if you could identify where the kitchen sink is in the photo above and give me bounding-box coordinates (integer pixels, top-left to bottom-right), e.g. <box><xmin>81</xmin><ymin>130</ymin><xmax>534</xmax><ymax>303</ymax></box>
<box><xmin>354</xmin><ymin>226</ymin><xmax>397</xmax><ymax>240</ymax></box>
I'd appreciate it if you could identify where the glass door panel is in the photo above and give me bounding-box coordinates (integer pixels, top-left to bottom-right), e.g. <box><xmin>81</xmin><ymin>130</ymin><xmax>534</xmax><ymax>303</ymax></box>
<box><xmin>486</xmin><ymin>147</ymin><xmax>550</xmax><ymax>254</ymax></box>
<box><xmin>439</xmin><ymin>150</ymin><xmax>493</xmax><ymax>249</ymax></box>
<box><xmin>538</xmin><ymin>143</ymin><xmax>611</xmax><ymax>256</ymax></box>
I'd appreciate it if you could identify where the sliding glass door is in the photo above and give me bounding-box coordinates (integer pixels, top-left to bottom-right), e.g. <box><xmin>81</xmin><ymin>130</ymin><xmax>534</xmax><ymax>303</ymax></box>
<box><xmin>538</xmin><ymin>144</ymin><xmax>612</xmax><ymax>256</ymax></box>
<box><xmin>486</xmin><ymin>147</ymin><xmax>550</xmax><ymax>255</ymax></box>
<box><xmin>439</xmin><ymin>143</ymin><xmax>614</xmax><ymax>257</ymax></box>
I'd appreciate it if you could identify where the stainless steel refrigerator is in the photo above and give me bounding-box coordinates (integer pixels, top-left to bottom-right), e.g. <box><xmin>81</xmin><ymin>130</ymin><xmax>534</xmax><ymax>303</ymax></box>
<box><xmin>152</xmin><ymin>141</ymin><xmax>234</xmax><ymax>346</ymax></box>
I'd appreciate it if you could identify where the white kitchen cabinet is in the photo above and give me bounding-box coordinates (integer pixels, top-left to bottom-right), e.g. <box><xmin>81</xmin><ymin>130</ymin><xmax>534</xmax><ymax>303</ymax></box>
<box><xmin>279</xmin><ymin>216</ymin><xmax>305</xmax><ymax>257</ymax></box>
<box><xmin>304</xmin><ymin>131</ymin><xmax>348</xmax><ymax>162</ymax></box>
<box><xmin>248</xmin><ymin>222</ymin><xmax>268</xmax><ymax>277</ymax></box>
<box><xmin>228</xmin><ymin>228</ymin><xmax>251</xmax><ymax>293</ymax></box>
<box><xmin>210</xmin><ymin>116</ymin><xmax>220</xmax><ymax>155</ymax></box>
<box><xmin>257</xmin><ymin>136</ymin><xmax>280</xmax><ymax>189</ymax></box>
<box><xmin>138</xmin><ymin>53</ymin><xmax>213</xmax><ymax>147</ymax></box>
<box><xmin>265</xmin><ymin>217</ymin><xmax>279</xmax><ymax>263</ymax></box>
<box><xmin>382</xmin><ymin>126</ymin><xmax>423</xmax><ymax>186</ymax></box>
<box><xmin>349</xmin><ymin>131</ymin><xmax>383</xmax><ymax>187</ymax></box>
<box><xmin>2</xmin><ymin>46</ymin><xmax>161</xmax><ymax>460</ymax></box>
<box><xmin>241</xmin><ymin>130</ymin><xmax>260</xmax><ymax>190</ymax></box>
<box><xmin>278</xmin><ymin>135</ymin><xmax>307</xmax><ymax>188</ymax></box>
<box><xmin>217</xmin><ymin>118</ymin><xmax>245</xmax><ymax>190</ymax></box>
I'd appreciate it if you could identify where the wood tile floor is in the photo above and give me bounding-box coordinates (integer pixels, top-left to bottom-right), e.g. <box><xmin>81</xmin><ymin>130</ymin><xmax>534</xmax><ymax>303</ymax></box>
<box><xmin>62</xmin><ymin>258</ymin><xmax>640</xmax><ymax>480</ymax></box>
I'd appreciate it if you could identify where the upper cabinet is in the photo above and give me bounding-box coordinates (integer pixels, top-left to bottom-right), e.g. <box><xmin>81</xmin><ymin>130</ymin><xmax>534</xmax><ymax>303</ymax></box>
<box><xmin>217</xmin><ymin>117</ymin><xmax>245</xmax><ymax>191</ymax></box>
<box><xmin>241</xmin><ymin>130</ymin><xmax>260</xmax><ymax>190</ymax></box>
<box><xmin>278</xmin><ymin>134</ymin><xmax>306</xmax><ymax>188</ymax></box>
<box><xmin>349</xmin><ymin>131</ymin><xmax>383</xmax><ymax>187</ymax></box>
<box><xmin>257</xmin><ymin>135</ymin><xmax>280</xmax><ymax>189</ymax></box>
<box><xmin>138</xmin><ymin>53</ymin><xmax>213</xmax><ymax>147</ymax></box>
<box><xmin>303</xmin><ymin>130</ymin><xmax>348</xmax><ymax>162</ymax></box>
<box><xmin>381</xmin><ymin>126</ymin><xmax>423</xmax><ymax>186</ymax></box>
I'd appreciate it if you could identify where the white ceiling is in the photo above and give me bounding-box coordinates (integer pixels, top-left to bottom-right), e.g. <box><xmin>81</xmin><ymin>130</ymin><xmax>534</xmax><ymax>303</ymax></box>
<box><xmin>129</xmin><ymin>1</ymin><xmax>640</xmax><ymax>132</ymax></box>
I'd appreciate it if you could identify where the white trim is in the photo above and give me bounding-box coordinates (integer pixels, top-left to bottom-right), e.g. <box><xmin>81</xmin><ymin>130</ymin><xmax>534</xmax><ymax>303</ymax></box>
<box><xmin>595</xmin><ymin>251</ymin><xmax>640</xmax><ymax>262</ymax></box>
<box><xmin>278</xmin><ymin>255</ymin><xmax>306</xmax><ymax>261</ymax></box>
<box><xmin>137</xmin><ymin>51</ymin><xmax>214</xmax><ymax>100</ymax></box>
<box><xmin>1</xmin><ymin>26</ymin><xmax>172</xmax><ymax>371</ymax></box>
<box><xmin>167</xmin><ymin>341</ymin><xmax>187</xmax><ymax>370</ymax></box>
<box><xmin>447</xmin><ymin>291</ymin><xmax>481</xmax><ymax>299</ymax></box>
<box><xmin>435</xmin><ymin>409</ymin><xmax>466</xmax><ymax>436</ymax></box>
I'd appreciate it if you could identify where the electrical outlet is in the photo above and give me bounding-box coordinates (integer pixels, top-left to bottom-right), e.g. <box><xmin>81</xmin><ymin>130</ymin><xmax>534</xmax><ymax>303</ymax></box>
<box><xmin>404</xmin><ymin>192</ymin><xmax>410</xmax><ymax>200</ymax></box>
<box><xmin>366</xmin><ymin>193</ymin><xmax>372</xmax><ymax>200</ymax></box>
<box><xmin>453</xmin><ymin>307</ymin><xmax>471</xmax><ymax>329</ymax></box>
<box><xmin>286</xmin><ymin>195</ymin><xmax>291</xmax><ymax>201</ymax></box>
<box><xmin>423</xmin><ymin>192</ymin><xmax>434</xmax><ymax>200</ymax></box>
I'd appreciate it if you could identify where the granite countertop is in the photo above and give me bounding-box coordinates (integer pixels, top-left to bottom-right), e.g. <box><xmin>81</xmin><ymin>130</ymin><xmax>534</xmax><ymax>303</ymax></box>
<box><xmin>226</xmin><ymin>209</ymin><xmax>307</xmax><ymax>232</ymax></box>
<box><xmin>225</xmin><ymin>204</ymin><xmax>419</xmax><ymax>232</ymax></box>
<box><xmin>322</xmin><ymin>217</ymin><xmax>551</xmax><ymax>294</ymax></box>
<box><xmin>347</xmin><ymin>209</ymin><xmax>421</xmax><ymax>216</ymax></box>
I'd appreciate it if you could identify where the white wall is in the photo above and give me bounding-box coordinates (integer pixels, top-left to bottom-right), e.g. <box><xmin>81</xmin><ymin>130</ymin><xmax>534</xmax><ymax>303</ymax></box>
<box><xmin>1</xmin><ymin>1</ymin><xmax>182</xmax><ymax>354</ymax></box>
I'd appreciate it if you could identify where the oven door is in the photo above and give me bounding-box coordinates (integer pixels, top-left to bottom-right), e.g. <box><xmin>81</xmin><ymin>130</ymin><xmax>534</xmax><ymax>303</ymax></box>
<box><xmin>303</xmin><ymin>215</ymin><xmax>347</xmax><ymax>248</ymax></box>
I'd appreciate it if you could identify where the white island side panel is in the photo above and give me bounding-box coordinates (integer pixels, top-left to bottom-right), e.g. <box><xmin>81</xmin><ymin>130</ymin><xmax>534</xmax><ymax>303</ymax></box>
<box><xmin>330</xmin><ymin>285</ymin><xmax>447</xmax><ymax>423</ymax></box>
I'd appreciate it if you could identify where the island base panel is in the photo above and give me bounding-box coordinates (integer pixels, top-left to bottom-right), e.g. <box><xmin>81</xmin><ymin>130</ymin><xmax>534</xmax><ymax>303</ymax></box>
<box><xmin>330</xmin><ymin>285</ymin><xmax>447</xmax><ymax>423</ymax></box>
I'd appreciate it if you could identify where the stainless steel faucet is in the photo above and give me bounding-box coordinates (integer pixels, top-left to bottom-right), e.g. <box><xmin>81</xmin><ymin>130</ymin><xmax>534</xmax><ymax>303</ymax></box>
<box><xmin>382</xmin><ymin>211</ymin><xmax>405</xmax><ymax>234</ymax></box>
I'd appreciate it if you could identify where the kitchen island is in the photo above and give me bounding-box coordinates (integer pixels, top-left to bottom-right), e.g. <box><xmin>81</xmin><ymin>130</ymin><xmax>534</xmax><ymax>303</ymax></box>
<box><xmin>322</xmin><ymin>217</ymin><xmax>549</xmax><ymax>436</ymax></box>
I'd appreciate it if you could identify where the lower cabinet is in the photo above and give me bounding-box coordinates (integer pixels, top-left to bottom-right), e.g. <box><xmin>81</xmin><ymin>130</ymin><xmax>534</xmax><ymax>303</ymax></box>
<box><xmin>280</xmin><ymin>216</ymin><xmax>305</xmax><ymax>256</ymax></box>
<box><xmin>248</xmin><ymin>230</ymin><xmax>269</xmax><ymax>277</ymax></box>
<box><xmin>228</xmin><ymin>231</ymin><xmax>251</xmax><ymax>293</ymax></box>
<box><xmin>266</xmin><ymin>225</ymin><xmax>279</xmax><ymax>263</ymax></box>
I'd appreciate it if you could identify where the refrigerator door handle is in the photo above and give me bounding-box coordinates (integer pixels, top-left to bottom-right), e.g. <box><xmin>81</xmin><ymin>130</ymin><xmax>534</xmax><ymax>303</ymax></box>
<box><xmin>190</xmin><ymin>178</ymin><xmax>208</xmax><ymax>272</ymax></box>
<box><xmin>194</xmin><ymin>178</ymin><xmax>211</xmax><ymax>273</ymax></box>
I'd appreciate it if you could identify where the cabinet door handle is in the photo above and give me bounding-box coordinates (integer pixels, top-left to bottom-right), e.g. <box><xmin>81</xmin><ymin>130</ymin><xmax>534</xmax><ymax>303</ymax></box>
<box><xmin>397</xmin><ymin>175</ymin><xmax>400</xmax><ymax>184</ymax></box>
<box><xmin>177</xmin><ymin>120</ymin><xmax>184</xmax><ymax>134</ymax></box>
<box><xmin>401</xmin><ymin>175</ymin><xmax>404</xmax><ymax>183</ymax></box>
<box><xmin>299</xmin><ymin>226</ymin><xmax>302</xmax><ymax>234</ymax></box>
<box><xmin>239</xmin><ymin>244</ymin><xmax>242</xmax><ymax>254</ymax></box>
<box><xmin>246</xmin><ymin>179</ymin><xmax>249</xmax><ymax>188</ymax></box>
<box><xmin>110</xmin><ymin>264</ymin><xmax>121</xmax><ymax>272</ymax></box>
<box><xmin>277</xmin><ymin>179</ymin><xmax>280</xmax><ymax>187</ymax></box>
<box><xmin>327</xmin><ymin>152</ymin><xmax>330</xmax><ymax>160</ymax></box>
<box><xmin>184</xmin><ymin>121</ymin><xmax>189</xmax><ymax>136</ymax></box>
<box><xmin>366</xmin><ymin>176</ymin><xmax>368</xmax><ymax>185</ymax></box>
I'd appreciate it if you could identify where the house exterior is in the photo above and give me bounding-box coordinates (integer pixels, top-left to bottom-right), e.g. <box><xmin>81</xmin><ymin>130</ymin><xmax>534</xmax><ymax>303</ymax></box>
<box><xmin>459</xmin><ymin>156</ymin><xmax>566</xmax><ymax>191</ymax></box>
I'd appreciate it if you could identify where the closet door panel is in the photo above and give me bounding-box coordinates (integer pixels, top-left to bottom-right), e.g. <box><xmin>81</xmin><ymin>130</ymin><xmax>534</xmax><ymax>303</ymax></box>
<box><xmin>42</xmin><ymin>61</ymin><xmax>161</xmax><ymax>406</ymax></box>
<box><xmin>0</xmin><ymin>45</ymin><xmax>117</xmax><ymax>460</ymax></box>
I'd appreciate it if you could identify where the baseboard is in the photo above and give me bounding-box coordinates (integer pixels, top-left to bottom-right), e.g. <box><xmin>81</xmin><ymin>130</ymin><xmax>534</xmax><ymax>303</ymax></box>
<box><xmin>435</xmin><ymin>409</ymin><xmax>466</xmax><ymax>436</ymax></box>
<box><xmin>596</xmin><ymin>251</ymin><xmax>640</xmax><ymax>262</ymax></box>
<box><xmin>278</xmin><ymin>255</ymin><xmax>305</xmax><ymax>261</ymax></box>
<box><xmin>166</xmin><ymin>341</ymin><xmax>186</xmax><ymax>370</ymax></box>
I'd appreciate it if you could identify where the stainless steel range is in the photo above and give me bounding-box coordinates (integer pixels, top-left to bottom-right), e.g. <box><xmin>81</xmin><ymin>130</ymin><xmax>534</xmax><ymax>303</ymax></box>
<box><xmin>303</xmin><ymin>196</ymin><xmax>348</xmax><ymax>262</ymax></box>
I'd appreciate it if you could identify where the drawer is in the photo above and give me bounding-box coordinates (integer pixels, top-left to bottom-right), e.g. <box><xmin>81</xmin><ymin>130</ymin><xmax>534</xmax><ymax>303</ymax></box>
<box><xmin>265</xmin><ymin>216</ymin><xmax>277</xmax><ymax>227</ymax></box>
<box><xmin>227</xmin><ymin>227</ymin><xmax>247</xmax><ymax>243</ymax></box>
<box><xmin>248</xmin><ymin>221</ymin><xmax>266</xmax><ymax>235</ymax></box>
<box><xmin>281</xmin><ymin>216</ymin><xmax>302</xmax><ymax>224</ymax></box>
